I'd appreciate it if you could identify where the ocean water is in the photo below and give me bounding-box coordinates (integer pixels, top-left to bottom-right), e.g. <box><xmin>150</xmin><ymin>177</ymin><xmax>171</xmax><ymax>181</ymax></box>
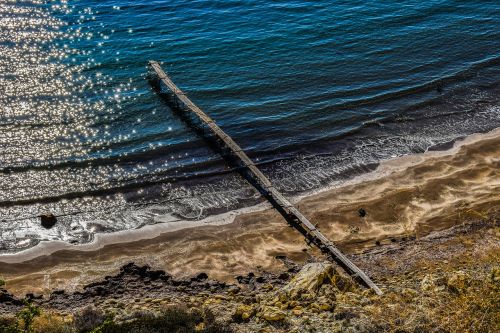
<box><xmin>1</xmin><ymin>0</ymin><xmax>499</xmax><ymax>253</ymax></box>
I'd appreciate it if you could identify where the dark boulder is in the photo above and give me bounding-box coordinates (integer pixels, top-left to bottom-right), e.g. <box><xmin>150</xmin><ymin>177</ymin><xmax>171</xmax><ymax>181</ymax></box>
<box><xmin>191</xmin><ymin>272</ymin><xmax>208</xmax><ymax>282</ymax></box>
<box><xmin>40</xmin><ymin>213</ymin><xmax>57</xmax><ymax>229</ymax></box>
<box><xmin>25</xmin><ymin>292</ymin><xmax>43</xmax><ymax>300</ymax></box>
<box><xmin>0</xmin><ymin>288</ymin><xmax>23</xmax><ymax>306</ymax></box>
<box><xmin>149</xmin><ymin>270</ymin><xmax>166</xmax><ymax>280</ymax></box>
<box><xmin>120</xmin><ymin>263</ymin><xmax>150</xmax><ymax>278</ymax></box>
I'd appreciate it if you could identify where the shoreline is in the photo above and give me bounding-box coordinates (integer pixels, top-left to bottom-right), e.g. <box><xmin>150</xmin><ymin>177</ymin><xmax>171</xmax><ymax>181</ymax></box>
<box><xmin>0</xmin><ymin>203</ymin><xmax>271</xmax><ymax>264</ymax></box>
<box><xmin>296</xmin><ymin>126</ymin><xmax>500</xmax><ymax>202</ymax></box>
<box><xmin>2</xmin><ymin>127</ymin><xmax>499</xmax><ymax>263</ymax></box>
<box><xmin>0</xmin><ymin>127</ymin><xmax>499</xmax><ymax>295</ymax></box>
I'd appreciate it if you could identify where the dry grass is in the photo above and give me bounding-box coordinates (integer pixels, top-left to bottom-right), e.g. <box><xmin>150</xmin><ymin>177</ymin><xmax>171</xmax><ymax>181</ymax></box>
<box><xmin>32</xmin><ymin>312</ymin><xmax>73</xmax><ymax>333</ymax></box>
<box><xmin>355</xmin><ymin>244</ymin><xmax>499</xmax><ymax>333</ymax></box>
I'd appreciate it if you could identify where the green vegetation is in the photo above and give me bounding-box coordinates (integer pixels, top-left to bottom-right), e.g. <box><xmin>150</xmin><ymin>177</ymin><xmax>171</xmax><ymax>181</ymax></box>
<box><xmin>17</xmin><ymin>302</ymin><xmax>41</xmax><ymax>333</ymax></box>
<box><xmin>0</xmin><ymin>316</ymin><xmax>19</xmax><ymax>333</ymax></box>
<box><xmin>0</xmin><ymin>302</ymin><xmax>41</xmax><ymax>333</ymax></box>
<box><xmin>0</xmin><ymin>278</ymin><xmax>5</xmax><ymax>287</ymax></box>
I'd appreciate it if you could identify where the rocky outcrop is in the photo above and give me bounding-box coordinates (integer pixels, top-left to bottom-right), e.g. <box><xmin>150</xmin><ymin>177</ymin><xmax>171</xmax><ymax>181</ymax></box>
<box><xmin>280</xmin><ymin>262</ymin><xmax>334</xmax><ymax>299</ymax></box>
<box><xmin>0</xmin><ymin>287</ymin><xmax>23</xmax><ymax>314</ymax></box>
<box><xmin>232</xmin><ymin>262</ymin><xmax>347</xmax><ymax>323</ymax></box>
<box><xmin>279</xmin><ymin>262</ymin><xmax>353</xmax><ymax>299</ymax></box>
<box><xmin>43</xmin><ymin>263</ymin><xmax>231</xmax><ymax>310</ymax></box>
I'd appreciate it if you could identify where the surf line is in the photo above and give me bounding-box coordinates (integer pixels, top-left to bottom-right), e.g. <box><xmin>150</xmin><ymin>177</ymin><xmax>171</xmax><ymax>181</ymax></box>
<box><xmin>147</xmin><ymin>60</ymin><xmax>382</xmax><ymax>295</ymax></box>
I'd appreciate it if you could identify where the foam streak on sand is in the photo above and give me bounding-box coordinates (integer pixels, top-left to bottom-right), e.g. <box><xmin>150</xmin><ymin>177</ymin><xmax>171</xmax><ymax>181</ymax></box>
<box><xmin>0</xmin><ymin>128</ymin><xmax>499</xmax><ymax>295</ymax></box>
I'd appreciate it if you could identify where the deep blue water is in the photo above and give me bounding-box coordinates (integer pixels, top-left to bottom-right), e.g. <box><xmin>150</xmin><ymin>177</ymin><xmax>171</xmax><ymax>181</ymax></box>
<box><xmin>1</xmin><ymin>0</ymin><xmax>499</xmax><ymax>252</ymax></box>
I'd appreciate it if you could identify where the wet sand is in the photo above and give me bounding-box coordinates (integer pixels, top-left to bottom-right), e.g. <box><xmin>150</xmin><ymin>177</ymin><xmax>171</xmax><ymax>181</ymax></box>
<box><xmin>1</xmin><ymin>129</ymin><xmax>499</xmax><ymax>296</ymax></box>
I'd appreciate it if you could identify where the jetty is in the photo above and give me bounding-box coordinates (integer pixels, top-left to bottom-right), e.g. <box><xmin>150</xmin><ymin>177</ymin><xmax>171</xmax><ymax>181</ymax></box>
<box><xmin>148</xmin><ymin>60</ymin><xmax>382</xmax><ymax>295</ymax></box>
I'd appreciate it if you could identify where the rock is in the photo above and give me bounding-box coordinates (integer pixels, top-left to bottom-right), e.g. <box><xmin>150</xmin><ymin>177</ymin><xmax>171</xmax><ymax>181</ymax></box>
<box><xmin>259</xmin><ymin>306</ymin><xmax>286</xmax><ymax>322</ymax></box>
<box><xmin>192</xmin><ymin>272</ymin><xmax>208</xmax><ymax>282</ymax></box>
<box><xmin>25</xmin><ymin>292</ymin><xmax>43</xmax><ymax>300</ymax></box>
<box><xmin>420</xmin><ymin>274</ymin><xmax>435</xmax><ymax>291</ymax></box>
<box><xmin>228</xmin><ymin>285</ymin><xmax>240</xmax><ymax>295</ymax></box>
<box><xmin>299</xmin><ymin>293</ymin><xmax>314</xmax><ymax>301</ymax></box>
<box><xmin>316</xmin><ymin>296</ymin><xmax>334</xmax><ymax>311</ymax></box>
<box><xmin>329</xmin><ymin>272</ymin><xmax>355</xmax><ymax>292</ymax></box>
<box><xmin>421</xmin><ymin>274</ymin><xmax>447</xmax><ymax>292</ymax></box>
<box><xmin>233</xmin><ymin>304</ymin><xmax>255</xmax><ymax>322</ymax></box>
<box><xmin>119</xmin><ymin>263</ymin><xmax>170</xmax><ymax>282</ymax></box>
<box><xmin>280</xmin><ymin>262</ymin><xmax>336</xmax><ymax>299</ymax></box>
<box><xmin>490</xmin><ymin>267</ymin><xmax>500</xmax><ymax>283</ymax></box>
<box><xmin>40</xmin><ymin>213</ymin><xmax>57</xmax><ymax>229</ymax></box>
<box><xmin>121</xmin><ymin>263</ymin><xmax>148</xmax><ymax>277</ymax></box>
<box><xmin>148</xmin><ymin>270</ymin><xmax>166</xmax><ymax>280</ymax></box>
<box><xmin>195</xmin><ymin>322</ymin><xmax>205</xmax><ymax>332</ymax></box>
<box><xmin>311</xmin><ymin>301</ymin><xmax>332</xmax><ymax>312</ymax></box>
<box><xmin>236</xmin><ymin>272</ymin><xmax>255</xmax><ymax>284</ymax></box>
<box><xmin>318</xmin><ymin>283</ymin><xmax>338</xmax><ymax>300</ymax></box>
<box><xmin>319</xmin><ymin>303</ymin><xmax>332</xmax><ymax>311</ymax></box>
<box><xmin>358</xmin><ymin>208</ymin><xmax>366</xmax><ymax>217</ymax></box>
<box><xmin>334</xmin><ymin>310</ymin><xmax>357</xmax><ymax>321</ymax></box>
<box><xmin>262</xmin><ymin>283</ymin><xmax>273</xmax><ymax>291</ymax></box>
<box><xmin>447</xmin><ymin>271</ymin><xmax>470</xmax><ymax>293</ymax></box>
<box><xmin>0</xmin><ymin>289</ymin><xmax>22</xmax><ymax>306</ymax></box>
<box><xmin>277</xmin><ymin>302</ymin><xmax>288</xmax><ymax>310</ymax></box>
<box><xmin>213</xmin><ymin>294</ymin><xmax>227</xmax><ymax>301</ymax></box>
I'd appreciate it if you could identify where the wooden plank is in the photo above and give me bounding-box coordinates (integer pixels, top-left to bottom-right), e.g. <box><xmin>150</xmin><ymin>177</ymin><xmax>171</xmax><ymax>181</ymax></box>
<box><xmin>148</xmin><ymin>60</ymin><xmax>382</xmax><ymax>295</ymax></box>
<box><xmin>248</xmin><ymin>165</ymin><xmax>273</xmax><ymax>187</ymax></box>
<box><xmin>268</xmin><ymin>187</ymin><xmax>294</xmax><ymax>208</ymax></box>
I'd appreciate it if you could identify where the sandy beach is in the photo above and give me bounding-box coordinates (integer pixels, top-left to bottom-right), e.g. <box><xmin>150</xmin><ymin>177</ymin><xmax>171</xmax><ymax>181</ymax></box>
<box><xmin>1</xmin><ymin>128</ymin><xmax>499</xmax><ymax>296</ymax></box>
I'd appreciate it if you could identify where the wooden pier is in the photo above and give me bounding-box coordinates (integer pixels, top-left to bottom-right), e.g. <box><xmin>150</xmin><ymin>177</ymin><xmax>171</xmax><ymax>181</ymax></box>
<box><xmin>148</xmin><ymin>60</ymin><xmax>382</xmax><ymax>295</ymax></box>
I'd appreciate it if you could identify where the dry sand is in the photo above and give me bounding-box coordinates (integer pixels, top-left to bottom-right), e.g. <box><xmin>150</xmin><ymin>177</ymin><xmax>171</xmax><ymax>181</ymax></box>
<box><xmin>1</xmin><ymin>129</ymin><xmax>499</xmax><ymax>296</ymax></box>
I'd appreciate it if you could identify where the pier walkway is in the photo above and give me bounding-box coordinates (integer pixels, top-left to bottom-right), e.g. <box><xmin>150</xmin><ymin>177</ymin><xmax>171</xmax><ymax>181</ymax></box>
<box><xmin>148</xmin><ymin>60</ymin><xmax>382</xmax><ymax>295</ymax></box>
